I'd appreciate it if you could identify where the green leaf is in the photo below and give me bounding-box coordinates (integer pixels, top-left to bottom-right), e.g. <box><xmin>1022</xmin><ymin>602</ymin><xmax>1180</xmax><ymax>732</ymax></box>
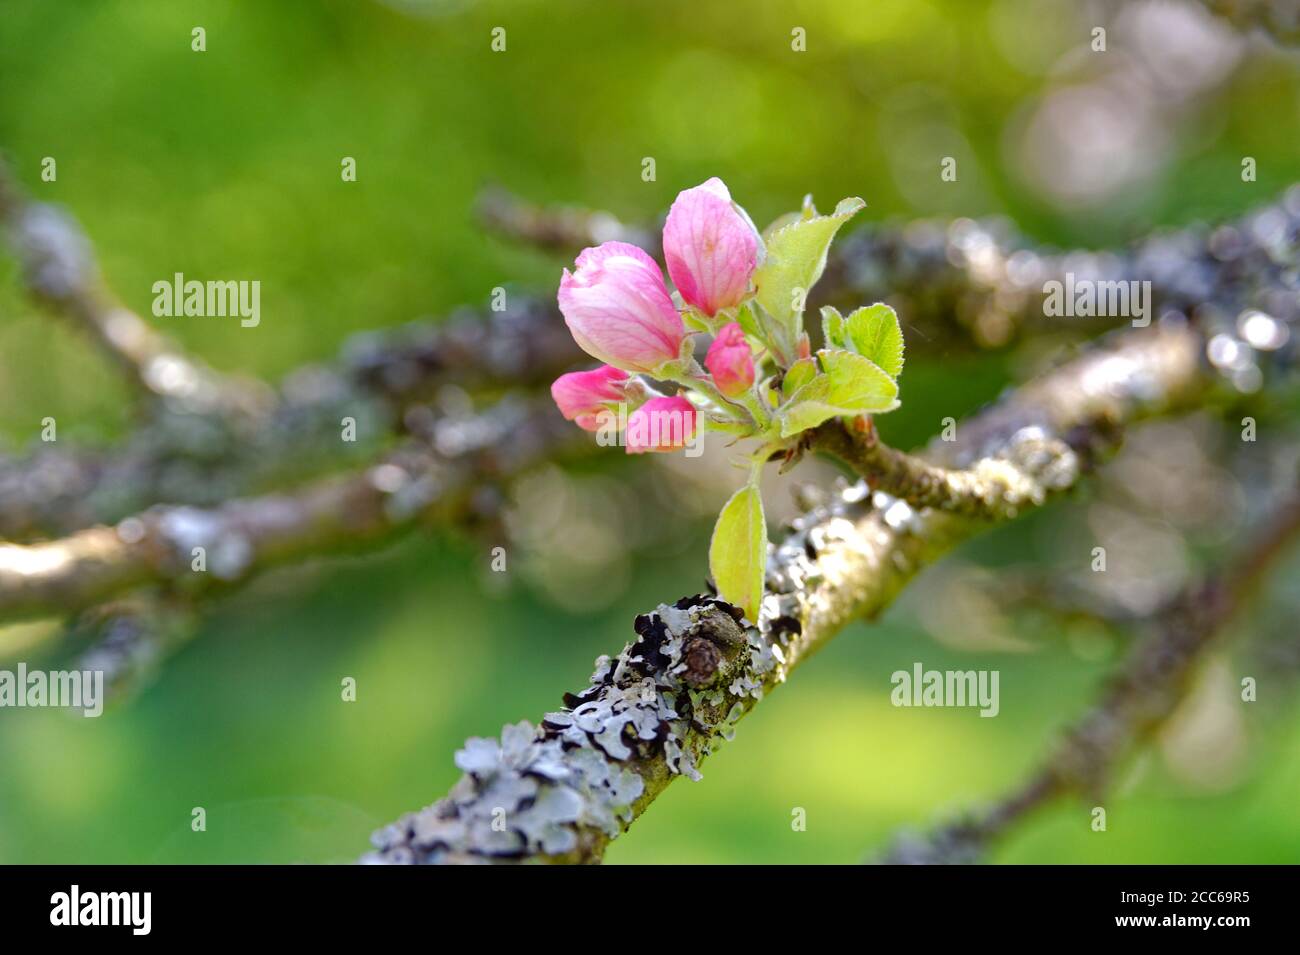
<box><xmin>760</xmin><ymin>194</ymin><xmax>818</xmax><ymax>241</ymax></box>
<box><xmin>845</xmin><ymin>303</ymin><xmax>905</xmax><ymax>378</ymax></box>
<box><xmin>818</xmin><ymin>348</ymin><xmax>899</xmax><ymax>409</ymax></box>
<box><xmin>778</xmin><ymin>398</ymin><xmax>849</xmax><ymax>436</ymax></box>
<box><xmin>776</xmin><ymin>349</ymin><xmax>900</xmax><ymax>438</ymax></box>
<box><xmin>680</xmin><ymin>307</ymin><xmax>711</xmax><ymax>334</ymax></box>
<box><xmin>753</xmin><ymin>197</ymin><xmax>866</xmax><ymax>338</ymax></box>
<box><xmin>820</xmin><ymin>305</ymin><xmax>847</xmax><ymax>350</ymax></box>
<box><xmin>709</xmin><ymin>482</ymin><xmax>767</xmax><ymax>623</ymax></box>
<box><xmin>733</xmin><ymin>301</ymin><xmax>762</xmax><ymax>341</ymax></box>
<box><xmin>781</xmin><ymin>357</ymin><xmax>817</xmax><ymax>398</ymax></box>
<box><xmin>734</xmin><ymin>300</ymin><xmax>793</xmax><ymax>365</ymax></box>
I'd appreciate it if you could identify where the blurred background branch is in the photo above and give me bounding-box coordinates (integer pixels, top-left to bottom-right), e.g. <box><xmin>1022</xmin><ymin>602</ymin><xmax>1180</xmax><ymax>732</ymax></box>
<box><xmin>0</xmin><ymin>163</ymin><xmax>262</xmax><ymax>414</ymax></box>
<box><xmin>878</xmin><ymin>485</ymin><xmax>1300</xmax><ymax>863</ymax></box>
<box><xmin>1199</xmin><ymin>0</ymin><xmax>1300</xmax><ymax>43</ymax></box>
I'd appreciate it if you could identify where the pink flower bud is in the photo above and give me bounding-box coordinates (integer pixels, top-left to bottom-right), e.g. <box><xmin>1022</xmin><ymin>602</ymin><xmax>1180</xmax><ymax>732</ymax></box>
<box><xmin>558</xmin><ymin>241</ymin><xmax>685</xmax><ymax>373</ymax></box>
<box><xmin>663</xmin><ymin>177</ymin><xmax>760</xmax><ymax>317</ymax></box>
<box><xmin>550</xmin><ymin>365</ymin><xmax>628</xmax><ymax>431</ymax></box>
<box><xmin>705</xmin><ymin>322</ymin><xmax>755</xmax><ymax>398</ymax></box>
<box><xmin>625</xmin><ymin>396</ymin><xmax>697</xmax><ymax>454</ymax></box>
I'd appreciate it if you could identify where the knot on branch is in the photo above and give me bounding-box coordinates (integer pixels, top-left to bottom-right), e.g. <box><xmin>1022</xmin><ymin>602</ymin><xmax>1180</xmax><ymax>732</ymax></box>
<box><xmin>814</xmin><ymin>419</ymin><xmax>1083</xmax><ymax>521</ymax></box>
<box><xmin>975</xmin><ymin>425</ymin><xmax>1081</xmax><ymax>515</ymax></box>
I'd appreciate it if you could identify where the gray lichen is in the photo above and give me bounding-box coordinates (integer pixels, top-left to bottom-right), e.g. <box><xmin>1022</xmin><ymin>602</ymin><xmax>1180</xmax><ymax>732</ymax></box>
<box><xmin>362</xmin><ymin>479</ymin><xmax>897</xmax><ymax>865</ymax></box>
<box><xmin>363</xmin><ymin>593</ymin><xmax>775</xmax><ymax>862</ymax></box>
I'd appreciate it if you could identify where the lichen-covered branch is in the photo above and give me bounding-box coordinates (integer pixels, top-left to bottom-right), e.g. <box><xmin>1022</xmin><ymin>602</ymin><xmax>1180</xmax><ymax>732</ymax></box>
<box><xmin>363</xmin><ymin>324</ymin><xmax>1215</xmax><ymax>865</ymax></box>
<box><xmin>0</xmin><ymin>302</ymin><xmax>581</xmax><ymax>541</ymax></box>
<box><xmin>481</xmin><ymin>183</ymin><xmax>1300</xmax><ymax>355</ymax></box>
<box><xmin>0</xmin><ymin>395</ymin><xmax>575</xmax><ymax>622</ymax></box>
<box><xmin>0</xmin><ymin>168</ymin><xmax>581</xmax><ymax>542</ymax></box>
<box><xmin>813</xmin><ymin>415</ymin><xmax>1080</xmax><ymax>520</ymax></box>
<box><xmin>476</xmin><ymin>185</ymin><xmax>656</xmax><ymax>256</ymax></box>
<box><xmin>70</xmin><ymin>596</ymin><xmax>198</xmax><ymax>702</ymax></box>
<box><xmin>813</xmin><ymin>303</ymin><xmax>1221</xmax><ymax>518</ymax></box>
<box><xmin>7</xmin><ymin>177</ymin><xmax>1296</xmax><ymax>542</ymax></box>
<box><xmin>878</xmin><ymin>489</ymin><xmax>1300</xmax><ymax>864</ymax></box>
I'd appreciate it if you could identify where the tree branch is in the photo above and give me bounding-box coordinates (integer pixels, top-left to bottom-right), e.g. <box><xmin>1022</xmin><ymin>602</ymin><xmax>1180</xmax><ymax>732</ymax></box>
<box><xmin>362</xmin><ymin>324</ymin><xmax>1213</xmax><ymax>864</ymax></box>
<box><xmin>0</xmin><ymin>395</ymin><xmax>576</xmax><ymax>622</ymax></box>
<box><xmin>0</xmin><ymin>168</ymin><xmax>581</xmax><ymax>542</ymax></box>
<box><xmin>476</xmin><ymin>185</ymin><xmax>656</xmax><ymax>256</ymax></box>
<box><xmin>812</xmin><ymin>415</ymin><xmax>1085</xmax><ymax>520</ymax></box>
<box><xmin>481</xmin><ymin>183</ymin><xmax>1300</xmax><ymax>354</ymax></box>
<box><xmin>0</xmin><ymin>161</ymin><xmax>262</xmax><ymax>413</ymax></box>
<box><xmin>878</xmin><ymin>488</ymin><xmax>1300</xmax><ymax>863</ymax></box>
<box><xmin>0</xmin><ymin>301</ymin><xmax>582</xmax><ymax>541</ymax></box>
<box><xmin>70</xmin><ymin>596</ymin><xmax>198</xmax><ymax>702</ymax></box>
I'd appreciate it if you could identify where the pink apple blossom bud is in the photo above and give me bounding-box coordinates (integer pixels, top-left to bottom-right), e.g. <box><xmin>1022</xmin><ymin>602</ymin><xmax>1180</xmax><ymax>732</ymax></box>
<box><xmin>663</xmin><ymin>177</ymin><xmax>760</xmax><ymax>317</ymax></box>
<box><xmin>705</xmin><ymin>322</ymin><xmax>755</xmax><ymax>398</ymax></box>
<box><xmin>625</xmin><ymin>395</ymin><xmax>697</xmax><ymax>454</ymax></box>
<box><xmin>550</xmin><ymin>365</ymin><xmax>628</xmax><ymax>431</ymax></box>
<box><xmin>558</xmin><ymin>241</ymin><xmax>685</xmax><ymax>373</ymax></box>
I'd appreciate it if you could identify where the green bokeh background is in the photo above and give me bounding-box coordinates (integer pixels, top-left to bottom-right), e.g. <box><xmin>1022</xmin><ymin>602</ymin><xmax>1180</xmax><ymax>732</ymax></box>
<box><xmin>1</xmin><ymin>0</ymin><xmax>1298</xmax><ymax>863</ymax></box>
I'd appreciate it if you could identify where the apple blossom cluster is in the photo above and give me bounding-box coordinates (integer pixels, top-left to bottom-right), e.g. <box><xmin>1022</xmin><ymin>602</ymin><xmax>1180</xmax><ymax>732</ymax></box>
<box><xmin>550</xmin><ymin>178</ymin><xmax>906</xmax><ymax>621</ymax></box>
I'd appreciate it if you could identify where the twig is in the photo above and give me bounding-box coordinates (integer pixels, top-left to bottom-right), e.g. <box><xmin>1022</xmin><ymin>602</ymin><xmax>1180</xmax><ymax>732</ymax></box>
<box><xmin>878</xmin><ymin>489</ymin><xmax>1300</xmax><ymax>864</ymax></box>
<box><xmin>0</xmin><ymin>303</ymin><xmax>580</xmax><ymax>541</ymax></box>
<box><xmin>814</xmin><ymin>415</ymin><xmax>1086</xmax><ymax>520</ymax></box>
<box><xmin>0</xmin><ymin>395</ymin><xmax>575</xmax><ymax>622</ymax></box>
<box><xmin>71</xmin><ymin>596</ymin><xmax>198</xmax><ymax>702</ymax></box>
<box><xmin>476</xmin><ymin>186</ymin><xmax>656</xmax><ymax>255</ymax></box>
<box><xmin>480</xmin><ymin>183</ymin><xmax>1300</xmax><ymax>353</ymax></box>
<box><xmin>813</xmin><ymin>304</ymin><xmax>1217</xmax><ymax>518</ymax></box>
<box><xmin>0</xmin><ymin>161</ymin><xmax>262</xmax><ymax>413</ymax></box>
<box><xmin>0</xmin><ymin>161</ymin><xmax>581</xmax><ymax>544</ymax></box>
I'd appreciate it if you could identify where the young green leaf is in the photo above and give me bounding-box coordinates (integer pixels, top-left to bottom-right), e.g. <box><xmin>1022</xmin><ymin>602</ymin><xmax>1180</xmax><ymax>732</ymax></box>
<box><xmin>777</xmin><ymin>395</ymin><xmax>851</xmax><ymax>436</ymax></box>
<box><xmin>760</xmin><ymin>194</ymin><xmax>819</xmax><ymax>241</ymax></box>
<box><xmin>733</xmin><ymin>301</ymin><xmax>763</xmax><ymax>342</ymax></box>
<box><xmin>781</xmin><ymin>357</ymin><xmax>818</xmax><ymax>398</ymax></box>
<box><xmin>817</xmin><ymin>348</ymin><xmax>898</xmax><ymax>410</ymax></box>
<box><xmin>845</xmin><ymin>303</ymin><xmax>905</xmax><ymax>378</ymax></box>
<box><xmin>820</xmin><ymin>305</ymin><xmax>847</xmax><ymax>350</ymax></box>
<box><xmin>776</xmin><ymin>349</ymin><xmax>900</xmax><ymax>437</ymax></box>
<box><xmin>709</xmin><ymin>481</ymin><xmax>768</xmax><ymax>623</ymax></box>
<box><xmin>752</xmin><ymin>197</ymin><xmax>866</xmax><ymax>338</ymax></box>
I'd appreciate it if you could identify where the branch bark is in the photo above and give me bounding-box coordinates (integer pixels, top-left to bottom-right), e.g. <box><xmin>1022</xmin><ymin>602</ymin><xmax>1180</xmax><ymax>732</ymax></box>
<box><xmin>812</xmin><ymin>415</ymin><xmax>1084</xmax><ymax>520</ymax></box>
<box><xmin>481</xmin><ymin>183</ymin><xmax>1300</xmax><ymax>353</ymax></box>
<box><xmin>0</xmin><ymin>303</ymin><xmax>579</xmax><ymax>541</ymax></box>
<box><xmin>363</xmin><ymin>324</ymin><xmax>1211</xmax><ymax>864</ymax></box>
<box><xmin>0</xmin><ymin>396</ymin><xmax>575</xmax><ymax>622</ymax></box>
<box><xmin>0</xmin><ymin>171</ymin><xmax>581</xmax><ymax>541</ymax></box>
